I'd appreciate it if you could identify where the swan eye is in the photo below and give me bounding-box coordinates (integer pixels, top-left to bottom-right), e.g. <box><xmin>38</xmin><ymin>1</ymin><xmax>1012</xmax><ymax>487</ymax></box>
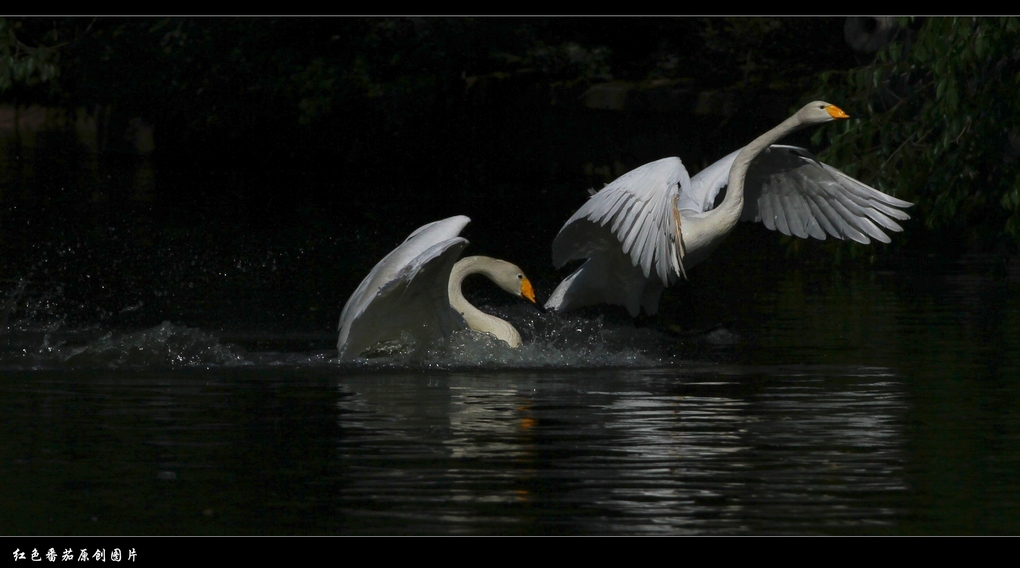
<box><xmin>517</xmin><ymin>274</ymin><xmax>523</xmax><ymax>279</ymax></box>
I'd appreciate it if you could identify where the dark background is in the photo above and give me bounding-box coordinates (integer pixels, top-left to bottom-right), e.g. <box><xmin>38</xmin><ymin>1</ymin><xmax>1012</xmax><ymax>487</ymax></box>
<box><xmin>0</xmin><ymin>17</ymin><xmax>985</xmax><ymax>339</ymax></box>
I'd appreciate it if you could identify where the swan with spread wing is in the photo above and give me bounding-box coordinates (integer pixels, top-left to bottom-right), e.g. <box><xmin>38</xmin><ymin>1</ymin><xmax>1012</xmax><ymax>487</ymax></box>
<box><xmin>338</xmin><ymin>215</ymin><xmax>536</xmax><ymax>359</ymax></box>
<box><xmin>546</xmin><ymin>101</ymin><xmax>912</xmax><ymax>317</ymax></box>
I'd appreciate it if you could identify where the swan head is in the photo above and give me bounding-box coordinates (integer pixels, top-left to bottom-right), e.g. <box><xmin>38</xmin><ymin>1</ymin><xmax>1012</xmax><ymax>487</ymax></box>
<box><xmin>798</xmin><ymin>101</ymin><xmax>850</xmax><ymax>124</ymax></box>
<box><xmin>477</xmin><ymin>258</ymin><xmax>536</xmax><ymax>304</ymax></box>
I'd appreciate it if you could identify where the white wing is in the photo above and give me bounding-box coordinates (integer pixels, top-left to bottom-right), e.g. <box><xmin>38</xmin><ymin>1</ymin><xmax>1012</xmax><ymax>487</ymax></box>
<box><xmin>551</xmin><ymin>157</ymin><xmax>690</xmax><ymax>286</ymax></box>
<box><xmin>683</xmin><ymin>145</ymin><xmax>912</xmax><ymax>243</ymax></box>
<box><xmin>547</xmin><ymin>145</ymin><xmax>912</xmax><ymax>318</ymax></box>
<box><xmin>337</xmin><ymin>216</ymin><xmax>471</xmax><ymax>358</ymax></box>
<box><xmin>677</xmin><ymin>149</ymin><xmax>741</xmax><ymax>214</ymax></box>
<box><xmin>740</xmin><ymin>145</ymin><xmax>911</xmax><ymax>243</ymax></box>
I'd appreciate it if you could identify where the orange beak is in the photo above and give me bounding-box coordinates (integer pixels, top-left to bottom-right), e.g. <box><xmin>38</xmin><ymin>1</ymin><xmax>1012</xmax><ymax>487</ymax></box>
<box><xmin>826</xmin><ymin>104</ymin><xmax>850</xmax><ymax>119</ymax></box>
<box><xmin>521</xmin><ymin>278</ymin><xmax>536</xmax><ymax>303</ymax></box>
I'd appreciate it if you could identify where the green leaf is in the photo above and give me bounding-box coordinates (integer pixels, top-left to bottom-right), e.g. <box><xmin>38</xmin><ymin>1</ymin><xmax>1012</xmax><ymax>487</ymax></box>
<box><xmin>946</xmin><ymin>82</ymin><xmax>959</xmax><ymax>111</ymax></box>
<box><xmin>888</xmin><ymin>42</ymin><xmax>902</xmax><ymax>62</ymax></box>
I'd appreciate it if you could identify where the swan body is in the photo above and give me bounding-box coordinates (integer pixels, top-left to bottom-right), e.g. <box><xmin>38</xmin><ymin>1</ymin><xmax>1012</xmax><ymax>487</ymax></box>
<box><xmin>337</xmin><ymin>215</ymin><xmax>536</xmax><ymax>359</ymax></box>
<box><xmin>546</xmin><ymin>101</ymin><xmax>913</xmax><ymax>317</ymax></box>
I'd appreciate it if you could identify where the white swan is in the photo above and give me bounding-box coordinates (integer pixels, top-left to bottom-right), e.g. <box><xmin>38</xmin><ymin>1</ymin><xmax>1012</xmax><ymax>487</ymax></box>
<box><xmin>546</xmin><ymin>101</ymin><xmax>913</xmax><ymax>317</ymax></box>
<box><xmin>337</xmin><ymin>215</ymin><xmax>536</xmax><ymax>359</ymax></box>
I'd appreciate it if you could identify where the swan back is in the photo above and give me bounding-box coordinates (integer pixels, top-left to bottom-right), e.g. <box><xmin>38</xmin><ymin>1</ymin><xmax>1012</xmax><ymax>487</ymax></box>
<box><xmin>338</xmin><ymin>215</ymin><xmax>470</xmax><ymax>331</ymax></box>
<box><xmin>337</xmin><ymin>216</ymin><xmax>471</xmax><ymax>359</ymax></box>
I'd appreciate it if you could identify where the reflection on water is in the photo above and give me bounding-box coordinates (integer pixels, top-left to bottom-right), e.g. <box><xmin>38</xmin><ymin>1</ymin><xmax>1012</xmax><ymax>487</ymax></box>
<box><xmin>337</xmin><ymin>366</ymin><xmax>907</xmax><ymax>535</ymax></box>
<box><xmin>1</xmin><ymin>258</ymin><xmax>1020</xmax><ymax>534</ymax></box>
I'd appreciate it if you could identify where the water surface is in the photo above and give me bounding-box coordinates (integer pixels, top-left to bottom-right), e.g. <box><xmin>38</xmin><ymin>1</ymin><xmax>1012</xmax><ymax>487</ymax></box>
<box><xmin>3</xmin><ymin>258</ymin><xmax>1018</xmax><ymax>535</ymax></box>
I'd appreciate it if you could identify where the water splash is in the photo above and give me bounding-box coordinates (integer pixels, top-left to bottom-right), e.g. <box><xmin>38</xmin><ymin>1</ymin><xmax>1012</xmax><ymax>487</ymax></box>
<box><xmin>63</xmin><ymin>321</ymin><xmax>250</xmax><ymax>368</ymax></box>
<box><xmin>338</xmin><ymin>304</ymin><xmax>683</xmax><ymax>370</ymax></box>
<box><xmin>0</xmin><ymin>321</ymin><xmax>249</xmax><ymax>370</ymax></box>
<box><xmin>0</xmin><ymin>270</ymin><xmax>694</xmax><ymax>372</ymax></box>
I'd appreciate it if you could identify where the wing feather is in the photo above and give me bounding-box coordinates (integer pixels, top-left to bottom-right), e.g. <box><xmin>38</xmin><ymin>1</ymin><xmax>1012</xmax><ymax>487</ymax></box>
<box><xmin>742</xmin><ymin>145</ymin><xmax>911</xmax><ymax>243</ymax></box>
<box><xmin>548</xmin><ymin>142</ymin><xmax>912</xmax><ymax>318</ymax></box>
<box><xmin>551</xmin><ymin>157</ymin><xmax>690</xmax><ymax>286</ymax></box>
<box><xmin>338</xmin><ymin>216</ymin><xmax>471</xmax><ymax>358</ymax></box>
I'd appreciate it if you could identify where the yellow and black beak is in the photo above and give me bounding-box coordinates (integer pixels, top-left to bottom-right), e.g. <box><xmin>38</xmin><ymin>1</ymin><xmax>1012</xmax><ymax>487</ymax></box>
<box><xmin>826</xmin><ymin>104</ymin><xmax>850</xmax><ymax>119</ymax></box>
<box><xmin>521</xmin><ymin>278</ymin><xmax>536</xmax><ymax>304</ymax></box>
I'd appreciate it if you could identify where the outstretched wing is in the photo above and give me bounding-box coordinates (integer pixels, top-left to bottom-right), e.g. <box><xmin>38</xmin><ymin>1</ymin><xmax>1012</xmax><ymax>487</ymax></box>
<box><xmin>546</xmin><ymin>144</ymin><xmax>911</xmax><ymax>318</ymax></box>
<box><xmin>685</xmin><ymin>145</ymin><xmax>912</xmax><ymax>243</ymax></box>
<box><xmin>551</xmin><ymin>157</ymin><xmax>690</xmax><ymax>287</ymax></box>
<box><xmin>740</xmin><ymin>145</ymin><xmax>911</xmax><ymax>243</ymax></box>
<box><xmin>338</xmin><ymin>216</ymin><xmax>471</xmax><ymax>358</ymax></box>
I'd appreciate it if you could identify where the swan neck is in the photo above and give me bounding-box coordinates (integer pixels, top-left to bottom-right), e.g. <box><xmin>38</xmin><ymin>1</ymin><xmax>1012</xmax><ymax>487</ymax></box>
<box><xmin>715</xmin><ymin>113</ymin><xmax>806</xmax><ymax>223</ymax></box>
<box><xmin>448</xmin><ymin>257</ymin><xmax>522</xmax><ymax>347</ymax></box>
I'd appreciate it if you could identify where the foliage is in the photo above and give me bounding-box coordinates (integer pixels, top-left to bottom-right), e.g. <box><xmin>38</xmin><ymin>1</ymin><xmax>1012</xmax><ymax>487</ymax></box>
<box><xmin>695</xmin><ymin>18</ymin><xmax>855</xmax><ymax>94</ymax></box>
<box><xmin>0</xmin><ymin>18</ymin><xmax>65</xmax><ymax>95</ymax></box>
<box><xmin>1</xmin><ymin>17</ymin><xmax>853</xmax><ymax>122</ymax></box>
<box><xmin>814</xmin><ymin>17</ymin><xmax>1020</xmax><ymax>253</ymax></box>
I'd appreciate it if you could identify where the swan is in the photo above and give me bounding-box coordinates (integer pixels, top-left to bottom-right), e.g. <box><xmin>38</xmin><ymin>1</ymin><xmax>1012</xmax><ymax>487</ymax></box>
<box><xmin>337</xmin><ymin>215</ymin><xmax>537</xmax><ymax>359</ymax></box>
<box><xmin>545</xmin><ymin>101</ymin><xmax>913</xmax><ymax>317</ymax></box>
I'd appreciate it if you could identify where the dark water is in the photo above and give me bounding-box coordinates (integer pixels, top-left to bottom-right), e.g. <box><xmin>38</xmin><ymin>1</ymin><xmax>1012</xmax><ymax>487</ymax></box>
<box><xmin>2</xmin><ymin>257</ymin><xmax>1019</xmax><ymax>535</ymax></box>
